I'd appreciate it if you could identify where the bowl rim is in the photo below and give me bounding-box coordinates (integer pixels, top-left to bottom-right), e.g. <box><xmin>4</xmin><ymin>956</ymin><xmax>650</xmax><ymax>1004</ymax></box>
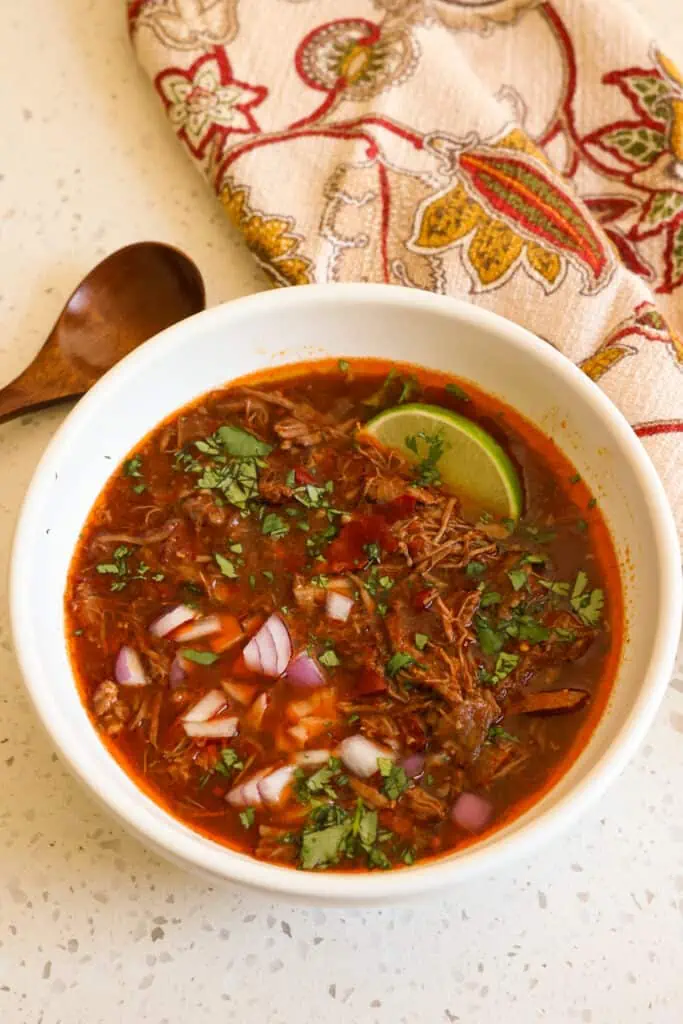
<box><xmin>10</xmin><ymin>282</ymin><xmax>682</xmax><ymax>902</ymax></box>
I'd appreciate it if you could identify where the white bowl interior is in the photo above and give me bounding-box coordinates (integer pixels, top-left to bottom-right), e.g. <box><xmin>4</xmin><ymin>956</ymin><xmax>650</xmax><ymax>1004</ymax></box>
<box><xmin>10</xmin><ymin>285</ymin><xmax>681</xmax><ymax>903</ymax></box>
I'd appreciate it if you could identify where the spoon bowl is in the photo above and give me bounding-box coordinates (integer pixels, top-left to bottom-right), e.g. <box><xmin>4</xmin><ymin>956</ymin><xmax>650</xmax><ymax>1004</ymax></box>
<box><xmin>0</xmin><ymin>242</ymin><xmax>205</xmax><ymax>422</ymax></box>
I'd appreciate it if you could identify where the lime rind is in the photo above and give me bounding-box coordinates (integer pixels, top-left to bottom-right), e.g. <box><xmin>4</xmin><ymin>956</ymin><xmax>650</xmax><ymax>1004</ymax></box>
<box><xmin>364</xmin><ymin>402</ymin><xmax>523</xmax><ymax>521</ymax></box>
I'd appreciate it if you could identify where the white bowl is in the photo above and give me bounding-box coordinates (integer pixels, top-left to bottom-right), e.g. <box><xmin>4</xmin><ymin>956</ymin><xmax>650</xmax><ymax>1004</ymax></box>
<box><xmin>10</xmin><ymin>284</ymin><xmax>682</xmax><ymax>904</ymax></box>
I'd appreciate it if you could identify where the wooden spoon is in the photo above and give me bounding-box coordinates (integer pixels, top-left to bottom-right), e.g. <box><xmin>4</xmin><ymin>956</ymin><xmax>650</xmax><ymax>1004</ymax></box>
<box><xmin>0</xmin><ymin>242</ymin><xmax>206</xmax><ymax>424</ymax></box>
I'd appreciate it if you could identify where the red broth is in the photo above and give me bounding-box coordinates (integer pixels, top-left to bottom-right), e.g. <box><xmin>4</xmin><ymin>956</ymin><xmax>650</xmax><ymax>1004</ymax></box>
<box><xmin>65</xmin><ymin>359</ymin><xmax>623</xmax><ymax>871</ymax></box>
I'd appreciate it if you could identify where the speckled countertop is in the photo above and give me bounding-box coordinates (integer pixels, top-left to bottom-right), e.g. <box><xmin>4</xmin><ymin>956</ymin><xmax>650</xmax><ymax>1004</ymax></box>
<box><xmin>1</xmin><ymin>3</ymin><xmax>682</xmax><ymax>1023</ymax></box>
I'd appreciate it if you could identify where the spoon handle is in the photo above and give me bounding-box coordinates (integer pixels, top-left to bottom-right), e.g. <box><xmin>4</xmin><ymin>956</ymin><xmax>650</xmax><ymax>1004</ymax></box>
<box><xmin>0</xmin><ymin>381</ymin><xmax>29</xmax><ymax>422</ymax></box>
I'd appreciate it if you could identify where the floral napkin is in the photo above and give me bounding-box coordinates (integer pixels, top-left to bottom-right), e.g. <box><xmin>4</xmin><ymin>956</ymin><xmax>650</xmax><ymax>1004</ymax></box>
<box><xmin>128</xmin><ymin>0</ymin><xmax>683</xmax><ymax>534</ymax></box>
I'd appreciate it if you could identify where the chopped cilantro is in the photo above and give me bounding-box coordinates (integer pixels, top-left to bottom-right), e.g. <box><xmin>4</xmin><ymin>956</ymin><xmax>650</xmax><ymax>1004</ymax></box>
<box><xmin>402</xmin><ymin>847</ymin><xmax>416</xmax><ymax>865</ymax></box>
<box><xmin>570</xmin><ymin>571</ymin><xmax>604</xmax><ymax>626</ymax></box>
<box><xmin>300</xmin><ymin>822</ymin><xmax>349</xmax><ymax>869</ymax></box>
<box><xmin>347</xmin><ymin>713</ymin><xmax>360</xmax><ymax>725</ymax></box>
<box><xmin>398</xmin><ymin>375</ymin><xmax>419</xmax><ymax>404</ymax></box>
<box><xmin>479</xmin><ymin>591</ymin><xmax>501</xmax><ymax>609</ymax></box>
<box><xmin>215</xmin><ymin>424</ymin><xmax>272</xmax><ymax>459</ymax></box>
<box><xmin>214</xmin><ymin>553</ymin><xmax>238</xmax><ymax>579</ymax></box>
<box><xmin>296</xmin><ymin>763</ymin><xmax>339</xmax><ymax>801</ymax></box>
<box><xmin>262</xmin><ymin>570</ymin><xmax>275</xmax><ymax>583</ymax></box>
<box><xmin>229</xmin><ymin>542</ymin><xmax>243</xmax><ymax>554</ymax></box>
<box><xmin>306</xmin><ymin>523</ymin><xmax>338</xmax><ymax>558</ymax></box>
<box><xmin>466</xmin><ymin>560</ymin><xmax>486</xmax><ymax>578</ymax></box>
<box><xmin>414</xmin><ymin>632</ymin><xmax>429</xmax><ymax>651</ymax></box>
<box><xmin>262</xmin><ymin>513</ymin><xmax>289</xmax><ymax>540</ymax></box>
<box><xmin>367</xmin><ymin>847</ymin><xmax>392</xmax><ymax>870</ymax></box>
<box><xmin>405</xmin><ymin>429</ymin><xmax>448</xmax><ymax>487</ymax></box>
<box><xmin>519</xmin><ymin>553</ymin><xmax>546</xmax><ymax>566</ymax></box>
<box><xmin>517</xmin><ymin>618</ymin><xmax>550</xmax><ymax>644</ymax></box>
<box><xmin>538</xmin><ymin>578</ymin><xmax>570</xmax><ymax>597</ymax></box>
<box><xmin>73</xmin><ymin>628</ymin><xmax>83</xmax><ymax>637</ymax></box>
<box><xmin>310</xmin><ymin>574</ymin><xmax>329</xmax><ymax>587</ymax></box>
<box><xmin>445</xmin><ymin>382</ymin><xmax>470</xmax><ymax>401</ymax></box>
<box><xmin>214</xmin><ymin>748</ymin><xmax>244</xmax><ymax>777</ymax></box>
<box><xmin>239</xmin><ymin>807</ymin><xmax>256</xmax><ymax>829</ymax></box>
<box><xmin>248</xmin><ymin>574</ymin><xmax>256</xmax><ymax>589</ymax></box>
<box><xmin>377</xmin><ymin>758</ymin><xmax>409</xmax><ymax>800</ymax></box>
<box><xmin>357</xmin><ymin>807</ymin><xmax>378</xmax><ymax>849</ymax></box>
<box><xmin>507</xmin><ymin>569</ymin><xmax>527</xmax><ymax>592</ymax></box>
<box><xmin>338</xmin><ymin>359</ymin><xmax>350</xmax><ymax>373</ymax></box>
<box><xmin>363</xmin><ymin>541</ymin><xmax>381</xmax><ymax>564</ymax></box>
<box><xmin>319</xmin><ymin>648</ymin><xmax>341</xmax><ymax>668</ymax></box>
<box><xmin>488</xmin><ymin>725</ymin><xmax>519</xmax><ymax>744</ymax></box>
<box><xmin>386</xmin><ymin>652</ymin><xmax>416</xmax><ymax>678</ymax></box>
<box><xmin>180</xmin><ymin>649</ymin><xmax>219</xmax><ymax>666</ymax></box>
<box><xmin>553</xmin><ymin>626</ymin><xmax>577</xmax><ymax>643</ymax></box>
<box><xmin>95</xmin><ymin>546</ymin><xmax>162</xmax><ymax>592</ymax></box>
<box><xmin>483</xmin><ymin>651</ymin><xmax>519</xmax><ymax>687</ymax></box>
<box><xmin>569</xmin><ymin>473</ymin><xmax>581</xmax><ymax>484</ymax></box>
<box><xmin>474</xmin><ymin>615</ymin><xmax>505</xmax><ymax>656</ymax></box>
<box><xmin>588</xmin><ymin>497</ymin><xmax>597</xmax><ymax>510</ymax></box>
<box><xmin>123</xmin><ymin>455</ymin><xmax>144</xmax><ymax>493</ymax></box>
<box><xmin>363</xmin><ymin>368</ymin><xmax>398</xmax><ymax>409</ymax></box>
<box><xmin>294</xmin><ymin>483</ymin><xmax>330</xmax><ymax>509</ymax></box>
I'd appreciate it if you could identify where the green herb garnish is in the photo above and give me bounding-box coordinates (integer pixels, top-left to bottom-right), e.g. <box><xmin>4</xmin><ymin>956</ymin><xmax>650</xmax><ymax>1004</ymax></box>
<box><xmin>214</xmin><ymin>748</ymin><xmax>244</xmax><ymax>777</ymax></box>
<box><xmin>507</xmin><ymin>569</ymin><xmax>527</xmax><ymax>592</ymax></box>
<box><xmin>414</xmin><ymin>632</ymin><xmax>429</xmax><ymax>651</ymax></box>
<box><xmin>262</xmin><ymin>513</ymin><xmax>289</xmax><ymax>540</ymax></box>
<box><xmin>385</xmin><ymin>652</ymin><xmax>416</xmax><ymax>678</ymax></box>
<box><xmin>488</xmin><ymin>725</ymin><xmax>519</xmax><ymax>744</ymax></box>
<box><xmin>570</xmin><ymin>571</ymin><xmax>604</xmax><ymax>626</ymax></box>
<box><xmin>214</xmin><ymin>553</ymin><xmax>238</xmax><ymax>579</ymax></box>
<box><xmin>180</xmin><ymin>649</ymin><xmax>219</xmax><ymax>666</ymax></box>
<box><xmin>405</xmin><ymin>429</ymin><xmax>448</xmax><ymax>487</ymax></box>
<box><xmin>377</xmin><ymin>758</ymin><xmax>409</xmax><ymax>800</ymax></box>
<box><xmin>446</xmin><ymin>383</ymin><xmax>470</xmax><ymax>401</ymax></box>
<box><xmin>483</xmin><ymin>651</ymin><xmax>519</xmax><ymax>687</ymax></box>
<box><xmin>239</xmin><ymin>807</ymin><xmax>256</xmax><ymax>829</ymax></box>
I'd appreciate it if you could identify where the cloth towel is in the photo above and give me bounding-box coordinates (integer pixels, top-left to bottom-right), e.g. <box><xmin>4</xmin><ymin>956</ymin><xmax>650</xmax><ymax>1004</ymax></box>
<box><xmin>128</xmin><ymin>0</ymin><xmax>683</xmax><ymax>534</ymax></box>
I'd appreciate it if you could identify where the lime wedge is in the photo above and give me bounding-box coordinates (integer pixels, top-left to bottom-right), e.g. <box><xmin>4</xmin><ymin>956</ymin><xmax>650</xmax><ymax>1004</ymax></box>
<box><xmin>363</xmin><ymin>403</ymin><xmax>522</xmax><ymax>522</ymax></box>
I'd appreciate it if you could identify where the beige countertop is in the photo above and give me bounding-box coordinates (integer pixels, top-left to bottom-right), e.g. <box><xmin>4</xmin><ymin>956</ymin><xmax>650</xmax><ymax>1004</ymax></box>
<box><xmin>1</xmin><ymin>2</ymin><xmax>682</xmax><ymax>1023</ymax></box>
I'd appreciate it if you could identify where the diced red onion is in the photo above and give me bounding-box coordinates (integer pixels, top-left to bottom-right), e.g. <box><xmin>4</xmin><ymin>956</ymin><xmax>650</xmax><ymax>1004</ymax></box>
<box><xmin>169</xmin><ymin>654</ymin><xmax>187</xmax><ymax>689</ymax></box>
<box><xmin>242</xmin><ymin>613</ymin><xmax>291</xmax><ymax>678</ymax></box>
<box><xmin>284</xmin><ymin>651</ymin><xmax>327</xmax><ymax>689</ymax></box>
<box><xmin>226</xmin><ymin>767</ymin><xmax>271</xmax><ymax>808</ymax></box>
<box><xmin>294</xmin><ymin>749</ymin><xmax>332</xmax><ymax>766</ymax></box>
<box><xmin>257</xmin><ymin>765</ymin><xmax>295</xmax><ymax>807</ymax></box>
<box><xmin>115</xmin><ymin>646</ymin><xmax>147</xmax><ymax>686</ymax></box>
<box><xmin>183</xmin><ymin>717</ymin><xmax>239</xmax><ymax>739</ymax></box>
<box><xmin>149</xmin><ymin>604</ymin><xmax>197</xmax><ymax>638</ymax></box>
<box><xmin>451</xmin><ymin>792</ymin><xmax>493</xmax><ymax>833</ymax></box>
<box><xmin>174</xmin><ymin>614</ymin><xmax>222</xmax><ymax>643</ymax></box>
<box><xmin>325</xmin><ymin>590</ymin><xmax>354</xmax><ymax>623</ymax></box>
<box><xmin>402</xmin><ymin>753</ymin><xmax>425</xmax><ymax>779</ymax></box>
<box><xmin>338</xmin><ymin>735</ymin><xmax>395</xmax><ymax>779</ymax></box>
<box><xmin>182</xmin><ymin>689</ymin><xmax>227</xmax><ymax>723</ymax></box>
